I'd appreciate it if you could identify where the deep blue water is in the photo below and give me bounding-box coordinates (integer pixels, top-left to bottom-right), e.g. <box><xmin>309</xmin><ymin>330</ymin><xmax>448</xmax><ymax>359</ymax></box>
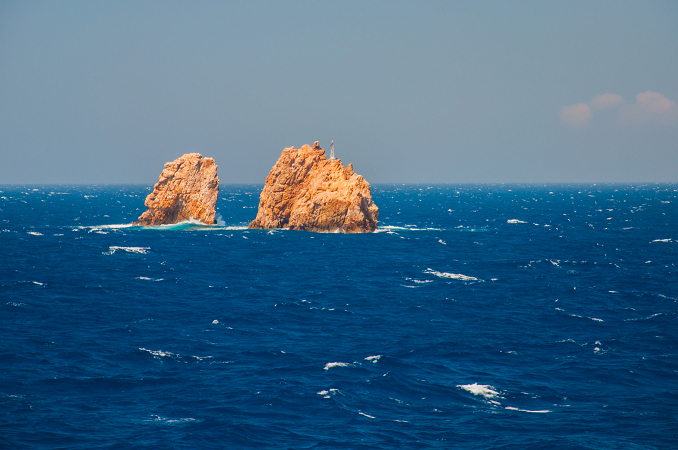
<box><xmin>1</xmin><ymin>184</ymin><xmax>677</xmax><ymax>449</ymax></box>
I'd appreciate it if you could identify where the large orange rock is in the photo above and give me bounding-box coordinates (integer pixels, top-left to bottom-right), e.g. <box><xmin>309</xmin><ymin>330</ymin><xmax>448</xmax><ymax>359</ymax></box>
<box><xmin>249</xmin><ymin>142</ymin><xmax>378</xmax><ymax>233</ymax></box>
<box><xmin>134</xmin><ymin>153</ymin><xmax>219</xmax><ymax>226</ymax></box>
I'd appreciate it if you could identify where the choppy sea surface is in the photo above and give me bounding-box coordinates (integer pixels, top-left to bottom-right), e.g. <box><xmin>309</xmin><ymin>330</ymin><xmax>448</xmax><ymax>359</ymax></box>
<box><xmin>1</xmin><ymin>184</ymin><xmax>677</xmax><ymax>449</ymax></box>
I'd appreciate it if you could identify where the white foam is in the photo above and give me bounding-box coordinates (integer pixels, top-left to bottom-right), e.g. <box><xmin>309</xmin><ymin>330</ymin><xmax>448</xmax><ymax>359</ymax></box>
<box><xmin>212</xmin><ymin>320</ymin><xmax>219</xmax><ymax>324</ymax></box>
<box><xmin>380</xmin><ymin>226</ymin><xmax>441</xmax><ymax>231</ymax></box>
<box><xmin>365</xmin><ymin>355</ymin><xmax>382</xmax><ymax>363</ymax></box>
<box><xmin>424</xmin><ymin>269</ymin><xmax>480</xmax><ymax>282</ymax></box>
<box><xmin>147</xmin><ymin>414</ymin><xmax>198</xmax><ymax>424</ymax></box>
<box><xmin>140</xmin><ymin>218</ymin><xmax>226</xmax><ymax>230</ymax></box>
<box><xmin>317</xmin><ymin>388</ymin><xmax>339</xmax><ymax>398</ymax></box>
<box><xmin>405</xmin><ymin>277</ymin><xmax>433</xmax><ymax>284</ymax></box>
<box><xmin>139</xmin><ymin>348</ymin><xmax>213</xmax><ymax>361</ymax></box>
<box><xmin>625</xmin><ymin>313</ymin><xmax>662</xmax><ymax>321</ymax></box>
<box><xmin>458</xmin><ymin>383</ymin><xmax>500</xmax><ymax>399</ymax></box>
<box><xmin>164</xmin><ymin>217</ymin><xmax>208</xmax><ymax>227</ymax></box>
<box><xmin>358</xmin><ymin>411</ymin><xmax>376</xmax><ymax>419</ymax></box>
<box><xmin>505</xmin><ymin>407</ymin><xmax>551</xmax><ymax>413</ymax></box>
<box><xmin>92</xmin><ymin>224</ymin><xmax>134</xmax><ymax>229</ymax></box>
<box><xmin>27</xmin><ymin>231</ymin><xmax>43</xmax><ymax>236</ymax></box>
<box><xmin>507</xmin><ymin>219</ymin><xmax>527</xmax><ymax>224</ymax></box>
<box><xmin>105</xmin><ymin>246</ymin><xmax>150</xmax><ymax>255</ymax></box>
<box><xmin>135</xmin><ymin>276</ymin><xmax>163</xmax><ymax>281</ymax></box>
<box><xmin>140</xmin><ymin>348</ymin><xmax>173</xmax><ymax>358</ymax></box>
<box><xmin>324</xmin><ymin>362</ymin><xmax>352</xmax><ymax>370</ymax></box>
<box><xmin>651</xmin><ymin>239</ymin><xmax>671</xmax><ymax>243</ymax></box>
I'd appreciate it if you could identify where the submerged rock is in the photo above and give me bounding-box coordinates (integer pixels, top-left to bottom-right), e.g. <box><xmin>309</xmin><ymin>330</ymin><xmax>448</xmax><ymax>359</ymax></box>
<box><xmin>249</xmin><ymin>142</ymin><xmax>378</xmax><ymax>233</ymax></box>
<box><xmin>134</xmin><ymin>153</ymin><xmax>219</xmax><ymax>226</ymax></box>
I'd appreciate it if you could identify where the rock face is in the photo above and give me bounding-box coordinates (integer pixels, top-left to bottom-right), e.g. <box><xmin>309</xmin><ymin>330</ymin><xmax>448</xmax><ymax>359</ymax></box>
<box><xmin>249</xmin><ymin>142</ymin><xmax>378</xmax><ymax>233</ymax></box>
<box><xmin>134</xmin><ymin>153</ymin><xmax>219</xmax><ymax>226</ymax></box>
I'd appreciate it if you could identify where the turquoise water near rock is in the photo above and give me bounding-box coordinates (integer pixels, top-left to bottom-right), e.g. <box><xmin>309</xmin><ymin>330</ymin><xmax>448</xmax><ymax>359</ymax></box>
<box><xmin>1</xmin><ymin>184</ymin><xmax>677</xmax><ymax>449</ymax></box>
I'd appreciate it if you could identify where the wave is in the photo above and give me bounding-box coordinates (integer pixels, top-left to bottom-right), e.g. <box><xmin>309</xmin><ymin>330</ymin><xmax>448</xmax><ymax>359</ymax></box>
<box><xmin>324</xmin><ymin>362</ymin><xmax>353</xmax><ymax>370</ymax></box>
<box><xmin>424</xmin><ymin>269</ymin><xmax>480</xmax><ymax>282</ymax></box>
<box><xmin>96</xmin><ymin>223</ymin><xmax>134</xmax><ymax>229</ymax></box>
<box><xmin>378</xmin><ymin>225</ymin><xmax>442</xmax><ymax>231</ymax></box>
<box><xmin>104</xmin><ymin>246</ymin><xmax>150</xmax><ymax>255</ymax></box>
<box><xmin>138</xmin><ymin>348</ymin><xmax>214</xmax><ymax>362</ymax></box>
<box><xmin>145</xmin><ymin>415</ymin><xmax>200</xmax><ymax>424</ymax></box>
<box><xmin>504</xmin><ymin>407</ymin><xmax>551</xmax><ymax>413</ymax></box>
<box><xmin>457</xmin><ymin>383</ymin><xmax>500</xmax><ymax>399</ymax></box>
<box><xmin>317</xmin><ymin>388</ymin><xmax>340</xmax><ymax>398</ymax></box>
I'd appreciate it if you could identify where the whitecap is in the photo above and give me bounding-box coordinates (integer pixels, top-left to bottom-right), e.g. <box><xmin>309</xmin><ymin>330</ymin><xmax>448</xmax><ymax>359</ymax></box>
<box><xmin>324</xmin><ymin>362</ymin><xmax>352</xmax><ymax>370</ymax></box>
<box><xmin>405</xmin><ymin>277</ymin><xmax>433</xmax><ymax>284</ymax></box>
<box><xmin>317</xmin><ymin>388</ymin><xmax>339</xmax><ymax>398</ymax></box>
<box><xmin>365</xmin><ymin>355</ymin><xmax>382</xmax><ymax>363</ymax></box>
<box><xmin>380</xmin><ymin>226</ymin><xmax>441</xmax><ymax>231</ymax></box>
<box><xmin>651</xmin><ymin>239</ymin><xmax>671</xmax><ymax>243</ymax></box>
<box><xmin>91</xmin><ymin>224</ymin><xmax>134</xmax><ymax>229</ymax></box>
<box><xmin>438</xmin><ymin>239</ymin><xmax>446</xmax><ymax>245</ymax></box>
<box><xmin>135</xmin><ymin>276</ymin><xmax>163</xmax><ymax>281</ymax></box>
<box><xmin>507</xmin><ymin>219</ymin><xmax>527</xmax><ymax>224</ymax></box>
<box><xmin>458</xmin><ymin>383</ymin><xmax>500</xmax><ymax>399</ymax></box>
<box><xmin>105</xmin><ymin>246</ymin><xmax>150</xmax><ymax>255</ymax></box>
<box><xmin>147</xmin><ymin>415</ymin><xmax>199</xmax><ymax>424</ymax></box>
<box><xmin>27</xmin><ymin>231</ymin><xmax>43</xmax><ymax>236</ymax></box>
<box><xmin>424</xmin><ymin>269</ymin><xmax>480</xmax><ymax>282</ymax></box>
<box><xmin>505</xmin><ymin>407</ymin><xmax>550</xmax><ymax>413</ymax></box>
<box><xmin>140</xmin><ymin>348</ymin><xmax>173</xmax><ymax>358</ymax></box>
<box><xmin>625</xmin><ymin>313</ymin><xmax>662</xmax><ymax>322</ymax></box>
<box><xmin>139</xmin><ymin>348</ymin><xmax>213</xmax><ymax>362</ymax></box>
<box><xmin>358</xmin><ymin>411</ymin><xmax>375</xmax><ymax>419</ymax></box>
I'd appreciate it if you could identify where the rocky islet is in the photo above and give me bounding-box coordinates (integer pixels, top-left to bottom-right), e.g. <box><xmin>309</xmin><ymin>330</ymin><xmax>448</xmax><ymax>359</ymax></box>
<box><xmin>248</xmin><ymin>142</ymin><xmax>378</xmax><ymax>233</ymax></box>
<box><xmin>134</xmin><ymin>153</ymin><xmax>220</xmax><ymax>226</ymax></box>
<box><xmin>136</xmin><ymin>142</ymin><xmax>378</xmax><ymax>232</ymax></box>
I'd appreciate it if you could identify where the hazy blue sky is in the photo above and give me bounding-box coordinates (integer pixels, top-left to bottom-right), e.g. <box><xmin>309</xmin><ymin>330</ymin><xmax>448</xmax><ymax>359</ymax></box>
<box><xmin>1</xmin><ymin>1</ymin><xmax>677</xmax><ymax>184</ymax></box>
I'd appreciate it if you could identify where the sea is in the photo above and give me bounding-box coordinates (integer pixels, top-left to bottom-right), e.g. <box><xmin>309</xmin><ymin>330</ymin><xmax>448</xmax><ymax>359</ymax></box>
<box><xmin>1</xmin><ymin>183</ymin><xmax>677</xmax><ymax>449</ymax></box>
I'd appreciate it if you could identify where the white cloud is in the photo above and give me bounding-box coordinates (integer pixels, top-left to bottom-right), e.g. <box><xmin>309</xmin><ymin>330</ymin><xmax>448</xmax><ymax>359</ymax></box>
<box><xmin>560</xmin><ymin>103</ymin><xmax>592</xmax><ymax>127</ymax></box>
<box><xmin>620</xmin><ymin>91</ymin><xmax>678</xmax><ymax>125</ymax></box>
<box><xmin>590</xmin><ymin>93</ymin><xmax>623</xmax><ymax>110</ymax></box>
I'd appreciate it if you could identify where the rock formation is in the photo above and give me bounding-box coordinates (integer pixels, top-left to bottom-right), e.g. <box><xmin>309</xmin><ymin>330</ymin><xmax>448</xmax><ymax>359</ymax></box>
<box><xmin>134</xmin><ymin>153</ymin><xmax>219</xmax><ymax>226</ymax></box>
<box><xmin>249</xmin><ymin>142</ymin><xmax>378</xmax><ymax>233</ymax></box>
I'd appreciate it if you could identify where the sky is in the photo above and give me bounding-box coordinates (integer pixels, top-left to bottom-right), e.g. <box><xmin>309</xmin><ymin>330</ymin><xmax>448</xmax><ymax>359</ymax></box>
<box><xmin>1</xmin><ymin>1</ymin><xmax>677</xmax><ymax>184</ymax></box>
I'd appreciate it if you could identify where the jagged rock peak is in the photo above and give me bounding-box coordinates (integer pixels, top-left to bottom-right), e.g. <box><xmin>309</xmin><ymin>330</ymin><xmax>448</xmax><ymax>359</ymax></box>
<box><xmin>248</xmin><ymin>143</ymin><xmax>378</xmax><ymax>233</ymax></box>
<box><xmin>134</xmin><ymin>153</ymin><xmax>220</xmax><ymax>226</ymax></box>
